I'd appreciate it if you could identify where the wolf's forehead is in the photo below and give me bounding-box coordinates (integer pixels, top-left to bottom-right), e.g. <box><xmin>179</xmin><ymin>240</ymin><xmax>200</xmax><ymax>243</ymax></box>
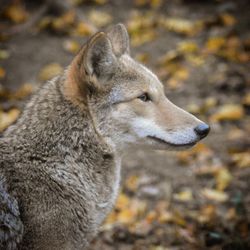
<box><xmin>109</xmin><ymin>55</ymin><xmax>163</xmax><ymax>103</ymax></box>
<box><xmin>118</xmin><ymin>55</ymin><xmax>162</xmax><ymax>87</ymax></box>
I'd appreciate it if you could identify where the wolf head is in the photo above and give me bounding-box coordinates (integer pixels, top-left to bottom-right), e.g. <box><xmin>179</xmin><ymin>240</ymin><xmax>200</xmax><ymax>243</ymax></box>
<box><xmin>63</xmin><ymin>24</ymin><xmax>210</xmax><ymax>151</ymax></box>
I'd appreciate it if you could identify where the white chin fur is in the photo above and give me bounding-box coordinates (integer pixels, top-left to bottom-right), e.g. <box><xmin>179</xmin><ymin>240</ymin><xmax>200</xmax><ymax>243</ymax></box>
<box><xmin>131</xmin><ymin>117</ymin><xmax>198</xmax><ymax>146</ymax></box>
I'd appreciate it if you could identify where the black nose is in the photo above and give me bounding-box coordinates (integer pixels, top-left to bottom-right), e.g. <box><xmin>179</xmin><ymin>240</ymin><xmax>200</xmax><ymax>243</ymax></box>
<box><xmin>194</xmin><ymin>123</ymin><xmax>210</xmax><ymax>139</ymax></box>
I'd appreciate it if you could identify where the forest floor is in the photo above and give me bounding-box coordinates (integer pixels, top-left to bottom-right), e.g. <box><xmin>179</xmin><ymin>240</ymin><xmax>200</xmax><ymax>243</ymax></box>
<box><xmin>0</xmin><ymin>0</ymin><xmax>249</xmax><ymax>249</ymax></box>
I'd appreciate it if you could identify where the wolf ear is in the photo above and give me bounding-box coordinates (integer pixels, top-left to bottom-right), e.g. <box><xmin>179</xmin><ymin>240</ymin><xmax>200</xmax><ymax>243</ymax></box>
<box><xmin>107</xmin><ymin>23</ymin><xmax>130</xmax><ymax>57</ymax></box>
<box><xmin>84</xmin><ymin>32</ymin><xmax>117</xmax><ymax>78</ymax></box>
<box><xmin>64</xmin><ymin>32</ymin><xmax>117</xmax><ymax>103</ymax></box>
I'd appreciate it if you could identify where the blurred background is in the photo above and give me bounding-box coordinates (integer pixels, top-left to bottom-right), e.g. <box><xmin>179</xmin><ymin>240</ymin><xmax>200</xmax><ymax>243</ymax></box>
<box><xmin>0</xmin><ymin>0</ymin><xmax>249</xmax><ymax>249</ymax></box>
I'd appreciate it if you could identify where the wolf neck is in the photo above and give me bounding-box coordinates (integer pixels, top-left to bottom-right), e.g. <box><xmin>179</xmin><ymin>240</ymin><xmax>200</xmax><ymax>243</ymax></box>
<box><xmin>4</xmin><ymin>77</ymin><xmax>117</xmax><ymax>172</ymax></box>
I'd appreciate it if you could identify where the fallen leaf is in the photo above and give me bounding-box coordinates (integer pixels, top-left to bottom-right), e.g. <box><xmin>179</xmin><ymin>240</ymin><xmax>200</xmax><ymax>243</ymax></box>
<box><xmin>135</xmin><ymin>53</ymin><xmax>149</xmax><ymax>63</ymax></box>
<box><xmin>227</xmin><ymin>127</ymin><xmax>246</xmax><ymax>140</ymax></box>
<box><xmin>0</xmin><ymin>109</ymin><xmax>20</xmax><ymax>132</ymax></box>
<box><xmin>231</xmin><ymin>152</ymin><xmax>250</xmax><ymax>168</ymax></box>
<box><xmin>220</xmin><ymin>13</ymin><xmax>237</xmax><ymax>26</ymax></box>
<box><xmin>178</xmin><ymin>41</ymin><xmax>198</xmax><ymax>54</ymax></box>
<box><xmin>205</xmin><ymin>37</ymin><xmax>226</xmax><ymax>52</ymax></box>
<box><xmin>0</xmin><ymin>67</ymin><xmax>6</xmax><ymax>79</ymax></box>
<box><xmin>88</xmin><ymin>10</ymin><xmax>112</xmax><ymax>28</ymax></box>
<box><xmin>173</xmin><ymin>189</ymin><xmax>193</xmax><ymax>202</ymax></box>
<box><xmin>11</xmin><ymin>83</ymin><xmax>34</xmax><ymax>100</ymax></box>
<box><xmin>116</xmin><ymin>208</ymin><xmax>136</xmax><ymax>224</ymax></box>
<box><xmin>160</xmin><ymin>17</ymin><xmax>203</xmax><ymax>36</ymax></box>
<box><xmin>4</xmin><ymin>2</ymin><xmax>28</xmax><ymax>24</ymax></box>
<box><xmin>146</xmin><ymin>210</ymin><xmax>157</xmax><ymax>224</ymax></box>
<box><xmin>63</xmin><ymin>40</ymin><xmax>80</xmax><ymax>54</ymax></box>
<box><xmin>115</xmin><ymin>193</ymin><xmax>130</xmax><ymax>210</ymax></box>
<box><xmin>72</xmin><ymin>22</ymin><xmax>95</xmax><ymax>36</ymax></box>
<box><xmin>150</xmin><ymin>0</ymin><xmax>162</xmax><ymax>9</ymax></box>
<box><xmin>215</xmin><ymin>168</ymin><xmax>232</xmax><ymax>191</ymax></box>
<box><xmin>131</xmin><ymin>29</ymin><xmax>156</xmax><ymax>47</ymax></box>
<box><xmin>198</xmin><ymin>204</ymin><xmax>217</xmax><ymax>223</ymax></box>
<box><xmin>210</xmin><ymin>104</ymin><xmax>245</xmax><ymax>122</ymax></box>
<box><xmin>195</xmin><ymin>164</ymin><xmax>224</xmax><ymax>176</ymax></box>
<box><xmin>94</xmin><ymin>0</ymin><xmax>107</xmax><ymax>4</ymax></box>
<box><xmin>176</xmin><ymin>143</ymin><xmax>213</xmax><ymax>164</ymax></box>
<box><xmin>186</xmin><ymin>103</ymin><xmax>202</xmax><ymax>114</ymax></box>
<box><xmin>38</xmin><ymin>63</ymin><xmax>63</xmax><ymax>81</ymax></box>
<box><xmin>128</xmin><ymin>11</ymin><xmax>157</xmax><ymax>46</ymax></box>
<box><xmin>201</xmin><ymin>188</ymin><xmax>229</xmax><ymax>202</ymax></box>
<box><xmin>51</xmin><ymin>10</ymin><xmax>76</xmax><ymax>33</ymax></box>
<box><xmin>0</xmin><ymin>50</ymin><xmax>10</xmax><ymax>60</ymax></box>
<box><xmin>157</xmin><ymin>210</ymin><xmax>173</xmax><ymax>223</ymax></box>
<box><xmin>125</xmin><ymin>175</ymin><xmax>139</xmax><ymax>192</ymax></box>
<box><xmin>242</xmin><ymin>93</ymin><xmax>250</xmax><ymax>106</ymax></box>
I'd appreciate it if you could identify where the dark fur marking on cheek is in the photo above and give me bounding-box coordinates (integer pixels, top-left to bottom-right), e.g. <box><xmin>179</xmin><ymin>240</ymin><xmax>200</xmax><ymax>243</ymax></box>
<box><xmin>103</xmin><ymin>153</ymin><xmax>113</xmax><ymax>160</ymax></box>
<box><xmin>87</xmin><ymin>83</ymin><xmax>96</xmax><ymax>97</ymax></box>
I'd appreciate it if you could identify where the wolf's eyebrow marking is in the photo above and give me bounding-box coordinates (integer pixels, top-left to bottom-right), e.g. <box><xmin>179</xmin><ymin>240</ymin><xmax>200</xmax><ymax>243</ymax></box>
<box><xmin>109</xmin><ymin>86</ymin><xmax>123</xmax><ymax>103</ymax></box>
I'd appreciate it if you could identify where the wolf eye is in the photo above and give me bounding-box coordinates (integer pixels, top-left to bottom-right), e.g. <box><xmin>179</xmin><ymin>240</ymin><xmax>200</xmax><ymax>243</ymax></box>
<box><xmin>137</xmin><ymin>93</ymin><xmax>151</xmax><ymax>102</ymax></box>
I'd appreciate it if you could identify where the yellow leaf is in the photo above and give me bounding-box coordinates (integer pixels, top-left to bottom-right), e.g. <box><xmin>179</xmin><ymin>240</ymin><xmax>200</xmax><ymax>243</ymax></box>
<box><xmin>160</xmin><ymin>17</ymin><xmax>203</xmax><ymax>36</ymax></box>
<box><xmin>225</xmin><ymin>207</ymin><xmax>237</xmax><ymax>221</ymax></box>
<box><xmin>186</xmin><ymin>103</ymin><xmax>201</xmax><ymax>114</ymax></box>
<box><xmin>94</xmin><ymin>0</ymin><xmax>107</xmax><ymax>4</ymax></box>
<box><xmin>51</xmin><ymin>10</ymin><xmax>76</xmax><ymax>33</ymax></box>
<box><xmin>210</xmin><ymin>104</ymin><xmax>245</xmax><ymax>122</ymax></box>
<box><xmin>131</xmin><ymin>29</ymin><xmax>156</xmax><ymax>47</ymax></box>
<box><xmin>178</xmin><ymin>41</ymin><xmax>198</xmax><ymax>54</ymax></box>
<box><xmin>134</xmin><ymin>0</ymin><xmax>147</xmax><ymax>7</ymax></box>
<box><xmin>215</xmin><ymin>168</ymin><xmax>232</xmax><ymax>191</ymax></box>
<box><xmin>174</xmin><ymin>189</ymin><xmax>193</xmax><ymax>202</ymax></box>
<box><xmin>72</xmin><ymin>22</ymin><xmax>95</xmax><ymax>37</ymax></box>
<box><xmin>116</xmin><ymin>208</ymin><xmax>136</xmax><ymax>224</ymax></box>
<box><xmin>135</xmin><ymin>53</ymin><xmax>149</xmax><ymax>63</ymax></box>
<box><xmin>11</xmin><ymin>83</ymin><xmax>34</xmax><ymax>100</ymax></box>
<box><xmin>150</xmin><ymin>0</ymin><xmax>162</xmax><ymax>9</ymax></box>
<box><xmin>146</xmin><ymin>210</ymin><xmax>157</xmax><ymax>223</ymax></box>
<box><xmin>176</xmin><ymin>143</ymin><xmax>213</xmax><ymax>164</ymax></box>
<box><xmin>4</xmin><ymin>2</ymin><xmax>28</xmax><ymax>24</ymax></box>
<box><xmin>115</xmin><ymin>193</ymin><xmax>130</xmax><ymax>210</ymax></box>
<box><xmin>38</xmin><ymin>63</ymin><xmax>63</xmax><ymax>81</ymax></box>
<box><xmin>158</xmin><ymin>50</ymin><xmax>181</xmax><ymax>66</ymax></box>
<box><xmin>203</xmin><ymin>97</ymin><xmax>218</xmax><ymax>111</ymax></box>
<box><xmin>198</xmin><ymin>204</ymin><xmax>216</xmax><ymax>223</ymax></box>
<box><xmin>227</xmin><ymin>127</ymin><xmax>246</xmax><ymax>140</ymax></box>
<box><xmin>63</xmin><ymin>40</ymin><xmax>80</xmax><ymax>54</ymax></box>
<box><xmin>242</xmin><ymin>93</ymin><xmax>250</xmax><ymax>106</ymax></box>
<box><xmin>231</xmin><ymin>152</ymin><xmax>250</xmax><ymax>168</ymax></box>
<box><xmin>206</xmin><ymin>37</ymin><xmax>226</xmax><ymax>52</ymax></box>
<box><xmin>194</xmin><ymin>164</ymin><xmax>223</xmax><ymax>176</ymax></box>
<box><xmin>67</xmin><ymin>0</ymin><xmax>84</xmax><ymax>6</ymax></box>
<box><xmin>174</xmin><ymin>67</ymin><xmax>189</xmax><ymax>80</ymax></box>
<box><xmin>172</xmin><ymin>211</ymin><xmax>187</xmax><ymax>226</ymax></box>
<box><xmin>186</xmin><ymin>54</ymin><xmax>205</xmax><ymax>66</ymax></box>
<box><xmin>88</xmin><ymin>10</ymin><xmax>112</xmax><ymax>28</ymax></box>
<box><xmin>128</xmin><ymin>11</ymin><xmax>156</xmax><ymax>46</ymax></box>
<box><xmin>201</xmin><ymin>188</ymin><xmax>229</xmax><ymax>202</ymax></box>
<box><xmin>0</xmin><ymin>67</ymin><xmax>6</xmax><ymax>79</ymax></box>
<box><xmin>0</xmin><ymin>109</ymin><xmax>20</xmax><ymax>132</ymax></box>
<box><xmin>220</xmin><ymin>13</ymin><xmax>236</xmax><ymax>26</ymax></box>
<box><xmin>0</xmin><ymin>49</ymin><xmax>10</xmax><ymax>60</ymax></box>
<box><xmin>158</xmin><ymin>210</ymin><xmax>173</xmax><ymax>223</ymax></box>
<box><xmin>38</xmin><ymin>16</ymin><xmax>52</xmax><ymax>30</ymax></box>
<box><xmin>104</xmin><ymin>210</ymin><xmax>117</xmax><ymax>225</ymax></box>
<box><xmin>125</xmin><ymin>175</ymin><xmax>139</xmax><ymax>192</ymax></box>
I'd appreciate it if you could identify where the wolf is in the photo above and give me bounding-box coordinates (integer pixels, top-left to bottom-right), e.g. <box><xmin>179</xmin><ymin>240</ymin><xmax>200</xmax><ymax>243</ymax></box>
<box><xmin>0</xmin><ymin>24</ymin><xmax>209</xmax><ymax>250</ymax></box>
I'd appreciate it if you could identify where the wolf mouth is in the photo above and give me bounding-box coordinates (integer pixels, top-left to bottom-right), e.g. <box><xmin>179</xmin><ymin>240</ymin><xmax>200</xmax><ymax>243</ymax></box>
<box><xmin>147</xmin><ymin>135</ymin><xmax>196</xmax><ymax>147</ymax></box>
